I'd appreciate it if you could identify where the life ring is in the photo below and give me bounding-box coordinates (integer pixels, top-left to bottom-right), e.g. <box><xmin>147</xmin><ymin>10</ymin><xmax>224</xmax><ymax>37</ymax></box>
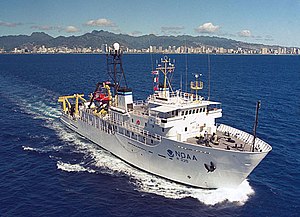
<box><xmin>136</xmin><ymin>120</ymin><xmax>141</xmax><ymax>125</ymax></box>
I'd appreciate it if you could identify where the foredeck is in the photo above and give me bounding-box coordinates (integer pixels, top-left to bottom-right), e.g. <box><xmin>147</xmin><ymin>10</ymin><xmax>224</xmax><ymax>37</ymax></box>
<box><xmin>186</xmin><ymin>124</ymin><xmax>271</xmax><ymax>153</ymax></box>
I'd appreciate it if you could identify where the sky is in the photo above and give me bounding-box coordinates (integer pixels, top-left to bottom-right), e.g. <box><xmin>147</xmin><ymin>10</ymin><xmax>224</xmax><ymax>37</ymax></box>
<box><xmin>1</xmin><ymin>0</ymin><xmax>300</xmax><ymax>47</ymax></box>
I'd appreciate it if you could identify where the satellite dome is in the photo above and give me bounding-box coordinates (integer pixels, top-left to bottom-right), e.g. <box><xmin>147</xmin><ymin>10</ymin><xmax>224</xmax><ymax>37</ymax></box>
<box><xmin>113</xmin><ymin>42</ymin><xmax>120</xmax><ymax>51</ymax></box>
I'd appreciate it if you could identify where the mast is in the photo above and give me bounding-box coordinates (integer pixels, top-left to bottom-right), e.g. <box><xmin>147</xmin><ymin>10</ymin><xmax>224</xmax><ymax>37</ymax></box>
<box><xmin>207</xmin><ymin>54</ymin><xmax>211</xmax><ymax>100</ymax></box>
<box><xmin>252</xmin><ymin>100</ymin><xmax>261</xmax><ymax>152</ymax></box>
<box><xmin>185</xmin><ymin>41</ymin><xmax>188</xmax><ymax>92</ymax></box>
<box><xmin>156</xmin><ymin>56</ymin><xmax>175</xmax><ymax>97</ymax></box>
<box><xmin>106</xmin><ymin>42</ymin><xmax>129</xmax><ymax>95</ymax></box>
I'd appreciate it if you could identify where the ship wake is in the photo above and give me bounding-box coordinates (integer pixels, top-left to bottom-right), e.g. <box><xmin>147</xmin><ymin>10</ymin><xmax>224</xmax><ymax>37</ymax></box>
<box><xmin>54</xmin><ymin>132</ymin><xmax>255</xmax><ymax>206</ymax></box>
<box><xmin>133</xmin><ymin>175</ymin><xmax>254</xmax><ymax>206</ymax></box>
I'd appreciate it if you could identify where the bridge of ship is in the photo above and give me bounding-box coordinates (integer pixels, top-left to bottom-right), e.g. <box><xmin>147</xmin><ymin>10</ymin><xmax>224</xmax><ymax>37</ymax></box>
<box><xmin>130</xmin><ymin>102</ymin><xmax>270</xmax><ymax>153</ymax></box>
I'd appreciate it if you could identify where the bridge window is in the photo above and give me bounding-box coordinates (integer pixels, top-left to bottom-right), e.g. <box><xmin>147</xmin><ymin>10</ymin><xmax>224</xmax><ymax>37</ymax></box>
<box><xmin>185</xmin><ymin>127</ymin><xmax>187</xmax><ymax>132</ymax></box>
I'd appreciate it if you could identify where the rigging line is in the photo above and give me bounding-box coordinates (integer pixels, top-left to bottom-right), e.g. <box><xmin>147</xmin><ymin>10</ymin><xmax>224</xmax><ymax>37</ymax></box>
<box><xmin>148</xmin><ymin>38</ymin><xmax>154</xmax><ymax>72</ymax></box>
<box><xmin>119</xmin><ymin>53</ymin><xmax>128</xmax><ymax>88</ymax></box>
<box><xmin>169</xmin><ymin>60</ymin><xmax>175</xmax><ymax>83</ymax></box>
<box><xmin>167</xmin><ymin>76</ymin><xmax>174</xmax><ymax>93</ymax></box>
<box><xmin>99</xmin><ymin>54</ymin><xmax>103</xmax><ymax>81</ymax></box>
<box><xmin>148</xmin><ymin>38</ymin><xmax>156</xmax><ymax>93</ymax></box>
<box><xmin>185</xmin><ymin>37</ymin><xmax>188</xmax><ymax>92</ymax></box>
<box><xmin>180</xmin><ymin>55</ymin><xmax>183</xmax><ymax>91</ymax></box>
<box><xmin>207</xmin><ymin>54</ymin><xmax>211</xmax><ymax>100</ymax></box>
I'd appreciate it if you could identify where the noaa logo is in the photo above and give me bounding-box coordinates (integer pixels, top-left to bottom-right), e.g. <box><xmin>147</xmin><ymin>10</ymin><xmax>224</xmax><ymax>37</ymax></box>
<box><xmin>167</xmin><ymin>149</ymin><xmax>174</xmax><ymax>157</ymax></box>
<box><xmin>167</xmin><ymin>149</ymin><xmax>198</xmax><ymax>162</ymax></box>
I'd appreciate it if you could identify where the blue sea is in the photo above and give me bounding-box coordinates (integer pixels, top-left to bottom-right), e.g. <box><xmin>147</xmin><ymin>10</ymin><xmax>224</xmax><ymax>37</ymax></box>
<box><xmin>0</xmin><ymin>54</ymin><xmax>299</xmax><ymax>217</ymax></box>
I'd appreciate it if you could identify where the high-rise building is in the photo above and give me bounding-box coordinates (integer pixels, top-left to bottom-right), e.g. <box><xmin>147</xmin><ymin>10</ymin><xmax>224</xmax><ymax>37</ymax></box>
<box><xmin>101</xmin><ymin>44</ymin><xmax>108</xmax><ymax>53</ymax></box>
<box><xmin>261</xmin><ymin>47</ymin><xmax>268</xmax><ymax>54</ymax></box>
<box><xmin>158</xmin><ymin>46</ymin><xmax>163</xmax><ymax>53</ymax></box>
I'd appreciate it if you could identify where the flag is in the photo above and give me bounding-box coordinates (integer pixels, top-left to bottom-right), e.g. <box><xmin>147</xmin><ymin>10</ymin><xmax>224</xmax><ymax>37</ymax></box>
<box><xmin>154</xmin><ymin>77</ymin><xmax>158</xmax><ymax>82</ymax></box>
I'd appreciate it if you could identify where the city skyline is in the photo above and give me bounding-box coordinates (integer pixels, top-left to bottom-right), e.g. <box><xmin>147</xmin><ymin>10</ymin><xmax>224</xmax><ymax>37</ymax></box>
<box><xmin>1</xmin><ymin>0</ymin><xmax>300</xmax><ymax>47</ymax></box>
<box><xmin>7</xmin><ymin>43</ymin><xmax>299</xmax><ymax>55</ymax></box>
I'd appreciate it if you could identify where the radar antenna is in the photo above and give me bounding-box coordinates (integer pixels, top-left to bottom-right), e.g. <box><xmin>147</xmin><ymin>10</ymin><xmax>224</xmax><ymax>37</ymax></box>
<box><xmin>190</xmin><ymin>73</ymin><xmax>203</xmax><ymax>100</ymax></box>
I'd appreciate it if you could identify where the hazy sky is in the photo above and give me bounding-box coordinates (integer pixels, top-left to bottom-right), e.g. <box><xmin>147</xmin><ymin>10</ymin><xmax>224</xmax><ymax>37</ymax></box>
<box><xmin>1</xmin><ymin>0</ymin><xmax>300</xmax><ymax>47</ymax></box>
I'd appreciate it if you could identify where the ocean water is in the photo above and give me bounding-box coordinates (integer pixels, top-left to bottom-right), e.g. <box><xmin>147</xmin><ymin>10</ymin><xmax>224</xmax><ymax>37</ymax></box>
<box><xmin>0</xmin><ymin>54</ymin><xmax>299</xmax><ymax>217</ymax></box>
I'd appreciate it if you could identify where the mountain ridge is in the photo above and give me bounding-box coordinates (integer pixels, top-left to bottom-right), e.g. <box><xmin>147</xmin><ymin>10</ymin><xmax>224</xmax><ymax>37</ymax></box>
<box><xmin>0</xmin><ymin>30</ymin><xmax>291</xmax><ymax>51</ymax></box>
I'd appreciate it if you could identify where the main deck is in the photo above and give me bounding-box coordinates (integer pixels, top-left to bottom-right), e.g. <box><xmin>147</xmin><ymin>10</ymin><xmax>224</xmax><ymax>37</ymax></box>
<box><xmin>187</xmin><ymin>124</ymin><xmax>271</xmax><ymax>153</ymax></box>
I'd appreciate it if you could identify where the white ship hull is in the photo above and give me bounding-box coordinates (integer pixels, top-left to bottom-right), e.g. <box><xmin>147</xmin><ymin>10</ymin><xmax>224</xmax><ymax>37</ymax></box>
<box><xmin>58</xmin><ymin>49</ymin><xmax>271</xmax><ymax>189</ymax></box>
<box><xmin>61</xmin><ymin>114</ymin><xmax>269</xmax><ymax>189</ymax></box>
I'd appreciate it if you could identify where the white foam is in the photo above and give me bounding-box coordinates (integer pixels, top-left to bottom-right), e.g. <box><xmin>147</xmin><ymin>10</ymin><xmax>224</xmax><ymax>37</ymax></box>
<box><xmin>111</xmin><ymin>159</ymin><xmax>254</xmax><ymax>205</ymax></box>
<box><xmin>22</xmin><ymin>146</ymin><xmax>36</xmax><ymax>151</ymax></box>
<box><xmin>17</xmin><ymin>99</ymin><xmax>61</xmax><ymax>121</ymax></box>
<box><xmin>57</xmin><ymin>161</ymin><xmax>96</xmax><ymax>173</ymax></box>
<box><xmin>22</xmin><ymin>145</ymin><xmax>64</xmax><ymax>153</ymax></box>
<box><xmin>0</xmin><ymin>74</ymin><xmax>61</xmax><ymax>128</ymax></box>
<box><xmin>132</xmin><ymin>178</ymin><xmax>254</xmax><ymax>206</ymax></box>
<box><xmin>64</xmin><ymin>138</ymin><xmax>255</xmax><ymax>206</ymax></box>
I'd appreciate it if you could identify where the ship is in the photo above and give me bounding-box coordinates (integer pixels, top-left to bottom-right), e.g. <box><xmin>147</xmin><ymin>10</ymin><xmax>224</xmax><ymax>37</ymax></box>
<box><xmin>58</xmin><ymin>43</ymin><xmax>272</xmax><ymax>189</ymax></box>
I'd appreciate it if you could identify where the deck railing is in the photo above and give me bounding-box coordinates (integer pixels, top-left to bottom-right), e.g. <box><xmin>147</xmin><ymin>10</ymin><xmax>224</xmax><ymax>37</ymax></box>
<box><xmin>217</xmin><ymin>124</ymin><xmax>272</xmax><ymax>152</ymax></box>
<box><xmin>149</xmin><ymin>91</ymin><xmax>204</xmax><ymax>104</ymax></box>
<box><xmin>77</xmin><ymin>110</ymin><xmax>162</xmax><ymax>145</ymax></box>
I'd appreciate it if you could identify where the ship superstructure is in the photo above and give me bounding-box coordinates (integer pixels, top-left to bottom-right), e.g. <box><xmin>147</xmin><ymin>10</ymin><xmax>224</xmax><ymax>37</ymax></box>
<box><xmin>58</xmin><ymin>43</ymin><xmax>272</xmax><ymax>189</ymax></box>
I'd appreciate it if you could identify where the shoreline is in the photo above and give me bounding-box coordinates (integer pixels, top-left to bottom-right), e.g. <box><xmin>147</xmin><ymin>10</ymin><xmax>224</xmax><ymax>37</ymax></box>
<box><xmin>0</xmin><ymin>52</ymin><xmax>299</xmax><ymax>56</ymax></box>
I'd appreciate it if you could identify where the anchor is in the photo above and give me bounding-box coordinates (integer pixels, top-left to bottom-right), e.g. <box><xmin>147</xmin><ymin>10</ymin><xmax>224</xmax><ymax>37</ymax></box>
<box><xmin>204</xmin><ymin>161</ymin><xmax>216</xmax><ymax>173</ymax></box>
